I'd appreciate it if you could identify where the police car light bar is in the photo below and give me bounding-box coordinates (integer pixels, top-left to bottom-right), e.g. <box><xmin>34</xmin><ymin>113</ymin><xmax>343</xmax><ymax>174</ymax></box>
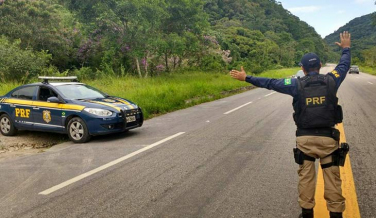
<box><xmin>38</xmin><ymin>76</ymin><xmax>79</xmax><ymax>84</ymax></box>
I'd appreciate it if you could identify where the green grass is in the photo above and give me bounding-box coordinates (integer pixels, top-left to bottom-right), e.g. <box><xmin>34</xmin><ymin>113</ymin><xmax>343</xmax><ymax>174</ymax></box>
<box><xmin>359</xmin><ymin>66</ymin><xmax>376</xmax><ymax>76</ymax></box>
<box><xmin>256</xmin><ymin>67</ymin><xmax>300</xmax><ymax>78</ymax></box>
<box><xmin>0</xmin><ymin>68</ymin><xmax>300</xmax><ymax>119</ymax></box>
<box><xmin>86</xmin><ymin>72</ymin><xmax>248</xmax><ymax>119</ymax></box>
<box><xmin>0</xmin><ymin>82</ymin><xmax>19</xmax><ymax>96</ymax></box>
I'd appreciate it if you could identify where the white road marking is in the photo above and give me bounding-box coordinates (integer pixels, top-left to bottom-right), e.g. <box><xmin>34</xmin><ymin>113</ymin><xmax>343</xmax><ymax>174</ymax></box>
<box><xmin>264</xmin><ymin>92</ymin><xmax>276</xmax><ymax>97</ymax></box>
<box><xmin>39</xmin><ymin>132</ymin><xmax>185</xmax><ymax>195</ymax></box>
<box><xmin>224</xmin><ymin>101</ymin><xmax>253</xmax><ymax>115</ymax></box>
<box><xmin>368</xmin><ymin>82</ymin><xmax>373</xmax><ymax>85</ymax></box>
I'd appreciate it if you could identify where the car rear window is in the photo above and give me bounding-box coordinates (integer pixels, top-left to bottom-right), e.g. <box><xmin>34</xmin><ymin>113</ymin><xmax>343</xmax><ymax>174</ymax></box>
<box><xmin>11</xmin><ymin>86</ymin><xmax>37</xmax><ymax>100</ymax></box>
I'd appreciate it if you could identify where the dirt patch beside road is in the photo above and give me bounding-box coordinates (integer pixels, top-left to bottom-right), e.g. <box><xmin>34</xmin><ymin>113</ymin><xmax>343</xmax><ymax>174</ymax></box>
<box><xmin>0</xmin><ymin>131</ymin><xmax>68</xmax><ymax>161</ymax></box>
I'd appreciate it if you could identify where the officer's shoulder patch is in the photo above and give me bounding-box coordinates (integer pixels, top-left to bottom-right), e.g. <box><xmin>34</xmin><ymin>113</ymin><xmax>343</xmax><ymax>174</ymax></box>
<box><xmin>331</xmin><ymin>70</ymin><xmax>340</xmax><ymax>78</ymax></box>
<box><xmin>284</xmin><ymin>78</ymin><xmax>292</xmax><ymax>85</ymax></box>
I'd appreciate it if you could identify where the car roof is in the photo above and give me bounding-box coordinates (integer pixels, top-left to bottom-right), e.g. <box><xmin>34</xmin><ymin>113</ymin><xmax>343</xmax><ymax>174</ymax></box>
<box><xmin>27</xmin><ymin>82</ymin><xmax>85</xmax><ymax>86</ymax></box>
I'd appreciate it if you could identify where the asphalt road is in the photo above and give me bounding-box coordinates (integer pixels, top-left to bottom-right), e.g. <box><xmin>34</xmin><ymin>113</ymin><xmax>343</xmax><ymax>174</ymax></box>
<box><xmin>0</xmin><ymin>65</ymin><xmax>375</xmax><ymax>218</ymax></box>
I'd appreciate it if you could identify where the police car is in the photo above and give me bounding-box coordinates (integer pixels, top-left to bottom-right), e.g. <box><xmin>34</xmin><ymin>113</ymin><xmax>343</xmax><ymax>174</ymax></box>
<box><xmin>0</xmin><ymin>77</ymin><xmax>143</xmax><ymax>143</ymax></box>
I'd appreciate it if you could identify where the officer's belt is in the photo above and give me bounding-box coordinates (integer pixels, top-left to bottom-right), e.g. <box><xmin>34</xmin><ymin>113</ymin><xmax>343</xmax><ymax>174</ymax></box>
<box><xmin>296</xmin><ymin>127</ymin><xmax>334</xmax><ymax>138</ymax></box>
<box><xmin>304</xmin><ymin>154</ymin><xmax>316</xmax><ymax>162</ymax></box>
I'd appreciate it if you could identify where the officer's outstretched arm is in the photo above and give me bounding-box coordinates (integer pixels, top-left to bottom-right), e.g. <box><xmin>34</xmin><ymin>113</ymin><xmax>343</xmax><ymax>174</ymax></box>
<box><xmin>230</xmin><ymin>66</ymin><xmax>296</xmax><ymax>97</ymax></box>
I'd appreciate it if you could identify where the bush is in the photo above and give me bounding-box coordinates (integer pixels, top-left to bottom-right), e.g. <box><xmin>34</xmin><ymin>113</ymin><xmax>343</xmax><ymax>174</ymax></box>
<box><xmin>72</xmin><ymin>67</ymin><xmax>105</xmax><ymax>80</ymax></box>
<box><xmin>39</xmin><ymin>65</ymin><xmax>61</xmax><ymax>77</ymax></box>
<box><xmin>199</xmin><ymin>54</ymin><xmax>226</xmax><ymax>71</ymax></box>
<box><xmin>0</xmin><ymin>36</ymin><xmax>51</xmax><ymax>82</ymax></box>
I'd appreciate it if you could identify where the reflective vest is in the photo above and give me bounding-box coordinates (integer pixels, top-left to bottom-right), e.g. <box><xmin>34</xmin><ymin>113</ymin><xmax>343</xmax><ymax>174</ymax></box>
<box><xmin>293</xmin><ymin>74</ymin><xmax>343</xmax><ymax>129</ymax></box>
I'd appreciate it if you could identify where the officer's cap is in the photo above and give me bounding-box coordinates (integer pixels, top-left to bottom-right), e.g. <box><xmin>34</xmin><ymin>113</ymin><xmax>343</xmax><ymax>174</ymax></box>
<box><xmin>300</xmin><ymin>53</ymin><xmax>321</xmax><ymax>71</ymax></box>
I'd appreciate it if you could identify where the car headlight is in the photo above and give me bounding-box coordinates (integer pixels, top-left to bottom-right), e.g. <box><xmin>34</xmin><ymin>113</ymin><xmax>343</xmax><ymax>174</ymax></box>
<box><xmin>84</xmin><ymin>108</ymin><xmax>113</xmax><ymax>117</ymax></box>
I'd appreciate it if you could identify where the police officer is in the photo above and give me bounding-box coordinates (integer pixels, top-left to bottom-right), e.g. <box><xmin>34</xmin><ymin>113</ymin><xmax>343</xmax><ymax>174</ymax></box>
<box><xmin>230</xmin><ymin>31</ymin><xmax>351</xmax><ymax>218</ymax></box>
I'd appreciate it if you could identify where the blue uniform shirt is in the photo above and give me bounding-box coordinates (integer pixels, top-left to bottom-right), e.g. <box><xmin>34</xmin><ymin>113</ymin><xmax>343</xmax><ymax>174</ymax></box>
<box><xmin>245</xmin><ymin>48</ymin><xmax>351</xmax><ymax>98</ymax></box>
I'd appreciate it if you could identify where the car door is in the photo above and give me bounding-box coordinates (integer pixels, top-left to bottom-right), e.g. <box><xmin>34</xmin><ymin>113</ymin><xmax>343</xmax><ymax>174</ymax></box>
<box><xmin>32</xmin><ymin>86</ymin><xmax>65</xmax><ymax>132</ymax></box>
<box><xmin>8</xmin><ymin>86</ymin><xmax>37</xmax><ymax>130</ymax></box>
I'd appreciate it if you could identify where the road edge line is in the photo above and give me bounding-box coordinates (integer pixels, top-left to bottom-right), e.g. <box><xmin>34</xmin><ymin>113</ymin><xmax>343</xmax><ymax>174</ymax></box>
<box><xmin>39</xmin><ymin>132</ymin><xmax>185</xmax><ymax>195</ymax></box>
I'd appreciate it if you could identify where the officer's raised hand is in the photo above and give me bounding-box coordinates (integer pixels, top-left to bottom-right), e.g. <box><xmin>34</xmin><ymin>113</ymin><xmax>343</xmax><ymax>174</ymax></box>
<box><xmin>230</xmin><ymin>66</ymin><xmax>247</xmax><ymax>81</ymax></box>
<box><xmin>335</xmin><ymin>31</ymin><xmax>351</xmax><ymax>49</ymax></box>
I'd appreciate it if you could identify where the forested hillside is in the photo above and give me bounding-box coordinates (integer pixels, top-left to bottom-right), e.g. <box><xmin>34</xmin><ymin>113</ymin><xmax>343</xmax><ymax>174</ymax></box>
<box><xmin>325</xmin><ymin>12</ymin><xmax>376</xmax><ymax>66</ymax></box>
<box><xmin>0</xmin><ymin>0</ymin><xmax>331</xmax><ymax>82</ymax></box>
<box><xmin>204</xmin><ymin>0</ymin><xmax>332</xmax><ymax>72</ymax></box>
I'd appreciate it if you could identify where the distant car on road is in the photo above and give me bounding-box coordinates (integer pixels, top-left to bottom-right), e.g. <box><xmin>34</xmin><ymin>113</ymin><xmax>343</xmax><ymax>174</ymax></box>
<box><xmin>292</xmin><ymin>70</ymin><xmax>305</xmax><ymax>79</ymax></box>
<box><xmin>349</xmin><ymin>65</ymin><xmax>360</xmax><ymax>74</ymax></box>
<box><xmin>0</xmin><ymin>77</ymin><xmax>143</xmax><ymax>143</ymax></box>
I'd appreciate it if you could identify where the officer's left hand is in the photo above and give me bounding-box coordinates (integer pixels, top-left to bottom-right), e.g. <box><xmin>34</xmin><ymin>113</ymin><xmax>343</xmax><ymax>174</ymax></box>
<box><xmin>230</xmin><ymin>66</ymin><xmax>247</xmax><ymax>81</ymax></box>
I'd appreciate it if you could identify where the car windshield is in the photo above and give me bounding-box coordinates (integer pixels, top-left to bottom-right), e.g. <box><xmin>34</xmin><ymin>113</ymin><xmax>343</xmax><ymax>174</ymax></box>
<box><xmin>55</xmin><ymin>84</ymin><xmax>108</xmax><ymax>100</ymax></box>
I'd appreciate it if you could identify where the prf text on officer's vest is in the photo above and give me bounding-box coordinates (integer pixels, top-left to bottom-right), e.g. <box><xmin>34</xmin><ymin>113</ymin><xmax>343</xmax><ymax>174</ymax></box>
<box><xmin>306</xmin><ymin>96</ymin><xmax>326</xmax><ymax>106</ymax></box>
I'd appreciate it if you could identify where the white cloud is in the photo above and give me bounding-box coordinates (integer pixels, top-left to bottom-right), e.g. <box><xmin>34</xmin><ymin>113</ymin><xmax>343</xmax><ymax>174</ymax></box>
<box><xmin>288</xmin><ymin>6</ymin><xmax>321</xmax><ymax>13</ymax></box>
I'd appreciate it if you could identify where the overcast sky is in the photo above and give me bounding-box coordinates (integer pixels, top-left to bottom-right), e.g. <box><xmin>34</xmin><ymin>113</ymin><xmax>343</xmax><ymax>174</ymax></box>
<box><xmin>278</xmin><ymin>0</ymin><xmax>376</xmax><ymax>38</ymax></box>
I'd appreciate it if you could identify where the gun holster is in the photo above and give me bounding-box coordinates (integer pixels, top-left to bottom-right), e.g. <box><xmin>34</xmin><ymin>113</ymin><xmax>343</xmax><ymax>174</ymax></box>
<box><xmin>323</xmin><ymin>143</ymin><xmax>350</xmax><ymax>169</ymax></box>
<box><xmin>338</xmin><ymin>142</ymin><xmax>350</xmax><ymax>166</ymax></box>
<box><xmin>293</xmin><ymin>148</ymin><xmax>304</xmax><ymax>165</ymax></box>
<box><xmin>293</xmin><ymin>148</ymin><xmax>315</xmax><ymax>165</ymax></box>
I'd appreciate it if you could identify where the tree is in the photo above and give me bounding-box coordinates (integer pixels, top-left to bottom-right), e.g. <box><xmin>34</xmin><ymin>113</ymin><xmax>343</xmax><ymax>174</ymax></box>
<box><xmin>0</xmin><ymin>0</ymin><xmax>81</xmax><ymax>70</ymax></box>
<box><xmin>0</xmin><ymin>36</ymin><xmax>51</xmax><ymax>81</ymax></box>
<box><xmin>373</xmin><ymin>2</ymin><xmax>376</xmax><ymax>26</ymax></box>
<box><xmin>157</xmin><ymin>0</ymin><xmax>209</xmax><ymax>72</ymax></box>
<box><xmin>362</xmin><ymin>46</ymin><xmax>376</xmax><ymax>66</ymax></box>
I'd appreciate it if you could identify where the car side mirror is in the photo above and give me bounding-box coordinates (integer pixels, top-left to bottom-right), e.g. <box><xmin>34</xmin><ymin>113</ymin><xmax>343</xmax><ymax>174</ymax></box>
<box><xmin>47</xmin><ymin>97</ymin><xmax>62</xmax><ymax>103</ymax></box>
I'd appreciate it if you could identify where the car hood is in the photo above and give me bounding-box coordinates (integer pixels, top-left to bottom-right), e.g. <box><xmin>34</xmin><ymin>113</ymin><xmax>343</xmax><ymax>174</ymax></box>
<box><xmin>70</xmin><ymin>97</ymin><xmax>138</xmax><ymax>112</ymax></box>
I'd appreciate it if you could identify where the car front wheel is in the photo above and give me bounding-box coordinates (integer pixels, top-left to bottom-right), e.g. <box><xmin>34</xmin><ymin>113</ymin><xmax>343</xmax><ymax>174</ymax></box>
<box><xmin>0</xmin><ymin>114</ymin><xmax>18</xmax><ymax>136</ymax></box>
<box><xmin>67</xmin><ymin>117</ymin><xmax>91</xmax><ymax>143</ymax></box>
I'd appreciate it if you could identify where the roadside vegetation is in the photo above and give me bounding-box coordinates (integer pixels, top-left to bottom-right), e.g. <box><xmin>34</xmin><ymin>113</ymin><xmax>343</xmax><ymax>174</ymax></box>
<box><xmin>0</xmin><ymin>68</ymin><xmax>299</xmax><ymax>119</ymax></box>
<box><xmin>360</xmin><ymin>66</ymin><xmax>376</xmax><ymax>75</ymax></box>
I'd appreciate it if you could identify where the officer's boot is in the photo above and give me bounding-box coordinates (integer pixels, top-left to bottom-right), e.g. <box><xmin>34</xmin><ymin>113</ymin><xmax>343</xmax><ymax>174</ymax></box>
<box><xmin>329</xmin><ymin>212</ymin><xmax>343</xmax><ymax>218</ymax></box>
<box><xmin>298</xmin><ymin>208</ymin><xmax>314</xmax><ymax>218</ymax></box>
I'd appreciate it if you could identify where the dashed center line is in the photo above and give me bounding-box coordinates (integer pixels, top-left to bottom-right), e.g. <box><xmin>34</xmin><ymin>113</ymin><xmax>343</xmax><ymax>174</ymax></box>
<box><xmin>264</xmin><ymin>91</ymin><xmax>276</xmax><ymax>97</ymax></box>
<box><xmin>39</xmin><ymin>132</ymin><xmax>185</xmax><ymax>195</ymax></box>
<box><xmin>224</xmin><ymin>101</ymin><xmax>253</xmax><ymax>115</ymax></box>
<box><xmin>224</xmin><ymin>91</ymin><xmax>277</xmax><ymax>115</ymax></box>
<box><xmin>368</xmin><ymin>82</ymin><xmax>373</xmax><ymax>85</ymax></box>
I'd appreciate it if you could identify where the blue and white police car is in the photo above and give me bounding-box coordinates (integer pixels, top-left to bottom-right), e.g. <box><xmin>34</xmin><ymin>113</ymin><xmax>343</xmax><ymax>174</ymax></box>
<box><xmin>0</xmin><ymin>77</ymin><xmax>143</xmax><ymax>143</ymax></box>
